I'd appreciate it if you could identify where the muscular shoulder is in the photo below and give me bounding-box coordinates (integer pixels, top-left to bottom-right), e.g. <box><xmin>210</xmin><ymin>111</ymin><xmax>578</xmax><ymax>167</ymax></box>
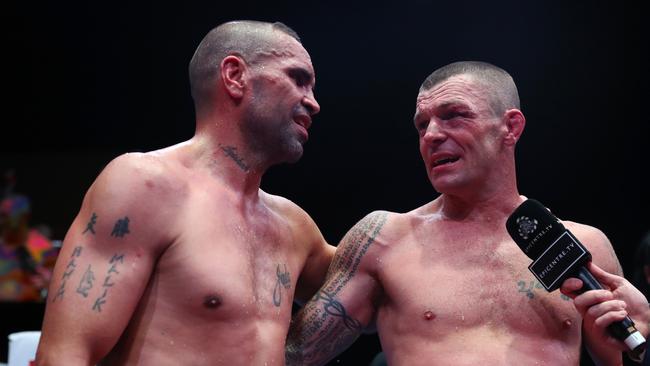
<box><xmin>80</xmin><ymin>152</ymin><xmax>187</xmax><ymax>244</ymax></box>
<box><xmin>261</xmin><ymin>191</ymin><xmax>306</xmax><ymax>222</ymax></box>
<box><xmin>260</xmin><ymin>190</ymin><xmax>330</xmax><ymax>250</ymax></box>
<box><xmin>563</xmin><ymin>220</ymin><xmax>622</xmax><ymax>275</ymax></box>
<box><xmin>337</xmin><ymin>211</ymin><xmax>395</xmax><ymax>251</ymax></box>
<box><xmin>89</xmin><ymin>152</ymin><xmax>186</xmax><ymax>203</ymax></box>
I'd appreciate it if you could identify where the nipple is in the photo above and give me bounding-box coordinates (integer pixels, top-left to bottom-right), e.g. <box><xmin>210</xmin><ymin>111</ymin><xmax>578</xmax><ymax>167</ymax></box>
<box><xmin>562</xmin><ymin>319</ymin><xmax>572</xmax><ymax>329</ymax></box>
<box><xmin>423</xmin><ymin>310</ymin><xmax>436</xmax><ymax>321</ymax></box>
<box><xmin>203</xmin><ymin>295</ymin><xmax>222</xmax><ymax>309</ymax></box>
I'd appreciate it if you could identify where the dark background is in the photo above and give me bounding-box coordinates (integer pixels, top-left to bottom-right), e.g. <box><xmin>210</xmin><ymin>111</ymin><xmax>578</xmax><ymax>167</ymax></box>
<box><xmin>2</xmin><ymin>0</ymin><xmax>646</xmax><ymax>364</ymax></box>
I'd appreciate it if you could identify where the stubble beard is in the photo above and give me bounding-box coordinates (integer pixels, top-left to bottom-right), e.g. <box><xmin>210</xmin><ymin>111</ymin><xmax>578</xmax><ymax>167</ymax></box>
<box><xmin>241</xmin><ymin>103</ymin><xmax>304</xmax><ymax>167</ymax></box>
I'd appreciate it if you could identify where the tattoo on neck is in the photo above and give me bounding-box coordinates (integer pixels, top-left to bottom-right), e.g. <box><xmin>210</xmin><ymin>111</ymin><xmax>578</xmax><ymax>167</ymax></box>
<box><xmin>219</xmin><ymin>144</ymin><xmax>249</xmax><ymax>172</ymax></box>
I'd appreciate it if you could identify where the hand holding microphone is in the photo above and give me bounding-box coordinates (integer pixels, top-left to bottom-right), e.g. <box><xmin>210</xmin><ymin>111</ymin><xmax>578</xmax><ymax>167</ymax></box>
<box><xmin>506</xmin><ymin>199</ymin><xmax>646</xmax><ymax>354</ymax></box>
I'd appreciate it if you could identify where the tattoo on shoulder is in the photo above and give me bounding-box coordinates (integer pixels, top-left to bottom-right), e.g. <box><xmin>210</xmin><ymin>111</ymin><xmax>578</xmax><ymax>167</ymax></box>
<box><xmin>82</xmin><ymin>213</ymin><xmax>98</xmax><ymax>235</ymax></box>
<box><xmin>219</xmin><ymin>144</ymin><xmax>249</xmax><ymax>172</ymax></box>
<box><xmin>517</xmin><ymin>280</ymin><xmax>570</xmax><ymax>301</ymax></box>
<box><xmin>92</xmin><ymin>253</ymin><xmax>125</xmax><ymax>312</ymax></box>
<box><xmin>52</xmin><ymin>246</ymin><xmax>84</xmax><ymax>303</ymax></box>
<box><xmin>273</xmin><ymin>263</ymin><xmax>291</xmax><ymax>307</ymax></box>
<box><xmin>110</xmin><ymin>216</ymin><xmax>130</xmax><ymax>238</ymax></box>
<box><xmin>325</xmin><ymin>211</ymin><xmax>388</xmax><ymax>296</ymax></box>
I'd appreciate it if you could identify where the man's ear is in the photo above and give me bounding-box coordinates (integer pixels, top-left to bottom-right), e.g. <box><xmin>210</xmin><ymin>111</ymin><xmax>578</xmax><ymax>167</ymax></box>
<box><xmin>220</xmin><ymin>55</ymin><xmax>247</xmax><ymax>99</ymax></box>
<box><xmin>503</xmin><ymin>109</ymin><xmax>526</xmax><ymax>146</ymax></box>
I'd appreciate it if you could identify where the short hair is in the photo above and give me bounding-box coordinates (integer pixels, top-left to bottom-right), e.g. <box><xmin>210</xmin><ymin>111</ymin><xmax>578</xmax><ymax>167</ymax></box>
<box><xmin>419</xmin><ymin>61</ymin><xmax>520</xmax><ymax>116</ymax></box>
<box><xmin>188</xmin><ymin>20</ymin><xmax>301</xmax><ymax>105</ymax></box>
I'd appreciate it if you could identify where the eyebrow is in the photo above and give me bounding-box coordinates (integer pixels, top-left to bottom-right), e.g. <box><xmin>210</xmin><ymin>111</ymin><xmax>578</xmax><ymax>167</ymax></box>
<box><xmin>413</xmin><ymin>101</ymin><xmax>473</xmax><ymax>123</ymax></box>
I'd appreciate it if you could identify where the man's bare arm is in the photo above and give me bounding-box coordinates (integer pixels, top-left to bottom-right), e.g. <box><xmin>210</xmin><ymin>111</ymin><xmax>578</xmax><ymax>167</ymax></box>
<box><xmin>35</xmin><ymin>154</ymin><xmax>175</xmax><ymax>365</ymax></box>
<box><xmin>286</xmin><ymin>211</ymin><xmax>388</xmax><ymax>366</ymax></box>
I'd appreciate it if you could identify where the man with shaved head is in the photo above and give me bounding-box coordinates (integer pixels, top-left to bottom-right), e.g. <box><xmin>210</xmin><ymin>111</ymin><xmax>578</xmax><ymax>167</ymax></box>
<box><xmin>286</xmin><ymin>61</ymin><xmax>650</xmax><ymax>365</ymax></box>
<box><xmin>35</xmin><ymin>20</ymin><xmax>333</xmax><ymax>365</ymax></box>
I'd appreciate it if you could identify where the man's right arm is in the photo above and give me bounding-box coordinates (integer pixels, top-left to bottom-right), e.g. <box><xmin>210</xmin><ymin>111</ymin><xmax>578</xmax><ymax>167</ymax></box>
<box><xmin>35</xmin><ymin>154</ymin><xmax>174</xmax><ymax>365</ymax></box>
<box><xmin>286</xmin><ymin>211</ymin><xmax>388</xmax><ymax>366</ymax></box>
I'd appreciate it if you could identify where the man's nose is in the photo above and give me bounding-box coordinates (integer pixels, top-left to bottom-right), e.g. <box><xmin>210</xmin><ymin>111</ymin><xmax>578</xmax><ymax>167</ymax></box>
<box><xmin>423</xmin><ymin>119</ymin><xmax>446</xmax><ymax>144</ymax></box>
<box><xmin>302</xmin><ymin>92</ymin><xmax>320</xmax><ymax>116</ymax></box>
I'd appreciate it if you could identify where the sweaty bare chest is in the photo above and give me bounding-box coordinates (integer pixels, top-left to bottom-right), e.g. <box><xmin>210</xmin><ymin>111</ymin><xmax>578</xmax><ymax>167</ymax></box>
<box><xmin>152</xmin><ymin>211</ymin><xmax>299</xmax><ymax>320</ymax></box>
<box><xmin>377</xmin><ymin>239</ymin><xmax>579</xmax><ymax>338</ymax></box>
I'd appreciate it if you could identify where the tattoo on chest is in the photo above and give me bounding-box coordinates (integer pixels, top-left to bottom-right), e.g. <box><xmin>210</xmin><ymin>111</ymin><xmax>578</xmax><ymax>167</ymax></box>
<box><xmin>51</xmin><ymin>246</ymin><xmax>83</xmax><ymax>302</ymax></box>
<box><xmin>517</xmin><ymin>280</ymin><xmax>570</xmax><ymax>301</ymax></box>
<box><xmin>92</xmin><ymin>253</ymin><xmax>125</xmax><ymax>312</ymax></box>
<box><xmin>273</xmin><ymin>263</ymin><xmax>291</xmax><ymax>307</ymax></box>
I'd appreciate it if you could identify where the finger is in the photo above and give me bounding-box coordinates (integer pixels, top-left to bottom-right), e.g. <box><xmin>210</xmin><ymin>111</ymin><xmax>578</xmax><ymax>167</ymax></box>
<box><xmin>587</xmin><ymin>262</ymin><xmax>624</xmax><ymax>288</ymax></box>
<box><xmin>586</xmin><ymin>299</ymin><xmax>627</xmax><ymax>319</ymax></box>
<box><xmin>573</xmin><ymin>290</ymin><xmax>615</xmax><ymax>313</ymax></box>
<box><xmin>593</xmin><ymin>309</ymin><xmax>629</xmax><ymax>329</ymax></box>
<box><xmin>560</xmin><ymin>278</ymin><xmax>583</xmax><ymax>298</ymax></box>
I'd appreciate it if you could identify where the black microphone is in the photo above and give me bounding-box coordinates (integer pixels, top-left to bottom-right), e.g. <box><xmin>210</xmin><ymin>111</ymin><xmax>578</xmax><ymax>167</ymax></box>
<box><xmin>506</xmin><ymin>199</ymin><xmax>646</xmax><ymax>353</ymax></box>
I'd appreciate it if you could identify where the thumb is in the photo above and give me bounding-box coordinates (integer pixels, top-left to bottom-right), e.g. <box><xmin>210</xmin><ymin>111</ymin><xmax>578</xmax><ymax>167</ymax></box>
<box><xmin>586</xmin><ymin>262</ymin><xmax>623</xmax><ymax>290</ymax></box>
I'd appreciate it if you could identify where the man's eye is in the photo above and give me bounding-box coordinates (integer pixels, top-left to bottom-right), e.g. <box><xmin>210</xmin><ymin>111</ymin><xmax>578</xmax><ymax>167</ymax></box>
<box><xmin>289</xmin><ymin>70</ymin><xmax>309</xmax><ymax>87</ymax></box>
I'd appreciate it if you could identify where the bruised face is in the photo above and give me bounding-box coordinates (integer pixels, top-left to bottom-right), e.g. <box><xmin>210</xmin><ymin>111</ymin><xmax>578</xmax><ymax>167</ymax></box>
<box><xmin>241</xmin><ymin>34</ymin><xmax>320</xmax><ymax>165</ymax></box>
<box><xmin>413</xmin><ymin>75</ymin><xmax>506</xmax><ymax>194</ymax></box>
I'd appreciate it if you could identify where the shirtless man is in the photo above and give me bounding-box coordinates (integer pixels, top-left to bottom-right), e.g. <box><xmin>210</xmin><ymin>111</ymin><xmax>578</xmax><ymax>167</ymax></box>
<box><xmin>35</xmin><ymin>20</ymin><xmax>333</xmax><ymax>365</ymax></box>
<box><xmin>286</xmin><ymin>61</ymin><xmax>649</xmax><ymax>365</ymax></box>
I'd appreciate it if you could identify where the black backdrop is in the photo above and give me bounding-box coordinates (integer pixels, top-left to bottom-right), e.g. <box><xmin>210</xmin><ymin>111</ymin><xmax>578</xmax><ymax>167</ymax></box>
<box><xmin>2</xmin><ymin>0</ymin><xmax>647</xmax><ymax>364</ymax></box>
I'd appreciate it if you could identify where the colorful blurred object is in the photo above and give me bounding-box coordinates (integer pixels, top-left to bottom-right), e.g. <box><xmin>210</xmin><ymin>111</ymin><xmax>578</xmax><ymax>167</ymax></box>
<box><xmin>1</xmin><ymin>194</ymin><xmax>58</xmax><ymax>302</ymax></box>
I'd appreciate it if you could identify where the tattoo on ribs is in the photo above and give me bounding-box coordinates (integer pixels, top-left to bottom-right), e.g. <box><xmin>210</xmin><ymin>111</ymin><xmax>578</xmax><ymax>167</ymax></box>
<box><xmin>273</xmin><ymin>263</ymin><xmax>291</xmax><ymax>307</ymax></box>
<box><xmin>219</xmin><ymin>144</ymin><xmax>250</xmax><ymax>172</ymax></box>
<box><xmin>92</xmin><ymin>253</ymin><xmax>125</xmax><ymax>312</ymax></box>
<box><xmin>52</xmin><ymin>246</ymin><xmax>83</xmax><ymax>302</ymax></box>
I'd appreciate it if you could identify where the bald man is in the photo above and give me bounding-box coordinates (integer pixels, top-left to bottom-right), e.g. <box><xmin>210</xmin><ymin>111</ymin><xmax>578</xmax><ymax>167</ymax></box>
<box><xmin>35</xmin><ymin>20</ymin><xmax>334</xmax><ymax>365</ymax></box>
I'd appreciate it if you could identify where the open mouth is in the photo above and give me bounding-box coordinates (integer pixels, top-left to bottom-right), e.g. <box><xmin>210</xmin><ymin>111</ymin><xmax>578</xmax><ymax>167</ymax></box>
<box><xmin>432</xmin><ymin>156</ymin><xmax>460</xmax><ymax>168</ymax></box>
<box><xmin>293</xmin><ymin>115</ymin><xmax>312</xmax><ymax>130</ymax></box>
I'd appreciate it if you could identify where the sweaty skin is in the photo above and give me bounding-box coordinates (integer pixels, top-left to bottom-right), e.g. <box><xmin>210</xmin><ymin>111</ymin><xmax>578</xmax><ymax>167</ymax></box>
<box><xmin>36</xmin><ymin>23</ymin><xmax>334</xmax><ymax>366</ymax></box>
<box><xmin>287</xmin><ymin>71</ymin><xmax>625</xmax><ymax>366</ymax></box>
<box><xmin>288</xmin><ymin>205</ymin><xmax>621</xmax><ymax>365</ymax></box>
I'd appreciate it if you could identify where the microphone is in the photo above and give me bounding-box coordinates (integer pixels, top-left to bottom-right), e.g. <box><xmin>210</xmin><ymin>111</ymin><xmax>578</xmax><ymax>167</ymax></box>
<box><xmin>506</xmin><ymin>199</ymin><xmax>646</xmax><ymax>353</ymax></box>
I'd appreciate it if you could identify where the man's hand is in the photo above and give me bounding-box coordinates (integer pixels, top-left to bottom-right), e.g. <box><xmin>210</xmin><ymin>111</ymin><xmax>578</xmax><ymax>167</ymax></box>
<box><xmin>561</xmin><ymin>262</ymin><xmax>650</xmax><ymax>351</ymax></box>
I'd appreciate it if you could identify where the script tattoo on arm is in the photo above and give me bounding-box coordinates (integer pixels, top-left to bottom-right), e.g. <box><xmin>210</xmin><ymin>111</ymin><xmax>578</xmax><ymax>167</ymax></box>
<box><xmin>92</xmin><ymin>253</ymin><xmax>125</xmax><ymax>312</ymax></box>
<box><xmin>52</xmin><ymin>246</ymin><xmax>83</xmax><ymax>303</ymax></box>
<box><xmin>286</xmin><ymin>211</ymin><xmax>387</xmax><ymax>365</ymax></box>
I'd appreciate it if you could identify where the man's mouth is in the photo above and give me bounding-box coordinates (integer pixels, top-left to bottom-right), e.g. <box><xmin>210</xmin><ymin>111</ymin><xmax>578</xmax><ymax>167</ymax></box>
<box><xmin>293</xmin><ymin>115</ymin><xmax>312</xmax><ymax>130</ymax></box>
<box><xmin>432</xmin><ymin>156</ymin><xmax>460</xmax><ymax>168</ymax></box>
